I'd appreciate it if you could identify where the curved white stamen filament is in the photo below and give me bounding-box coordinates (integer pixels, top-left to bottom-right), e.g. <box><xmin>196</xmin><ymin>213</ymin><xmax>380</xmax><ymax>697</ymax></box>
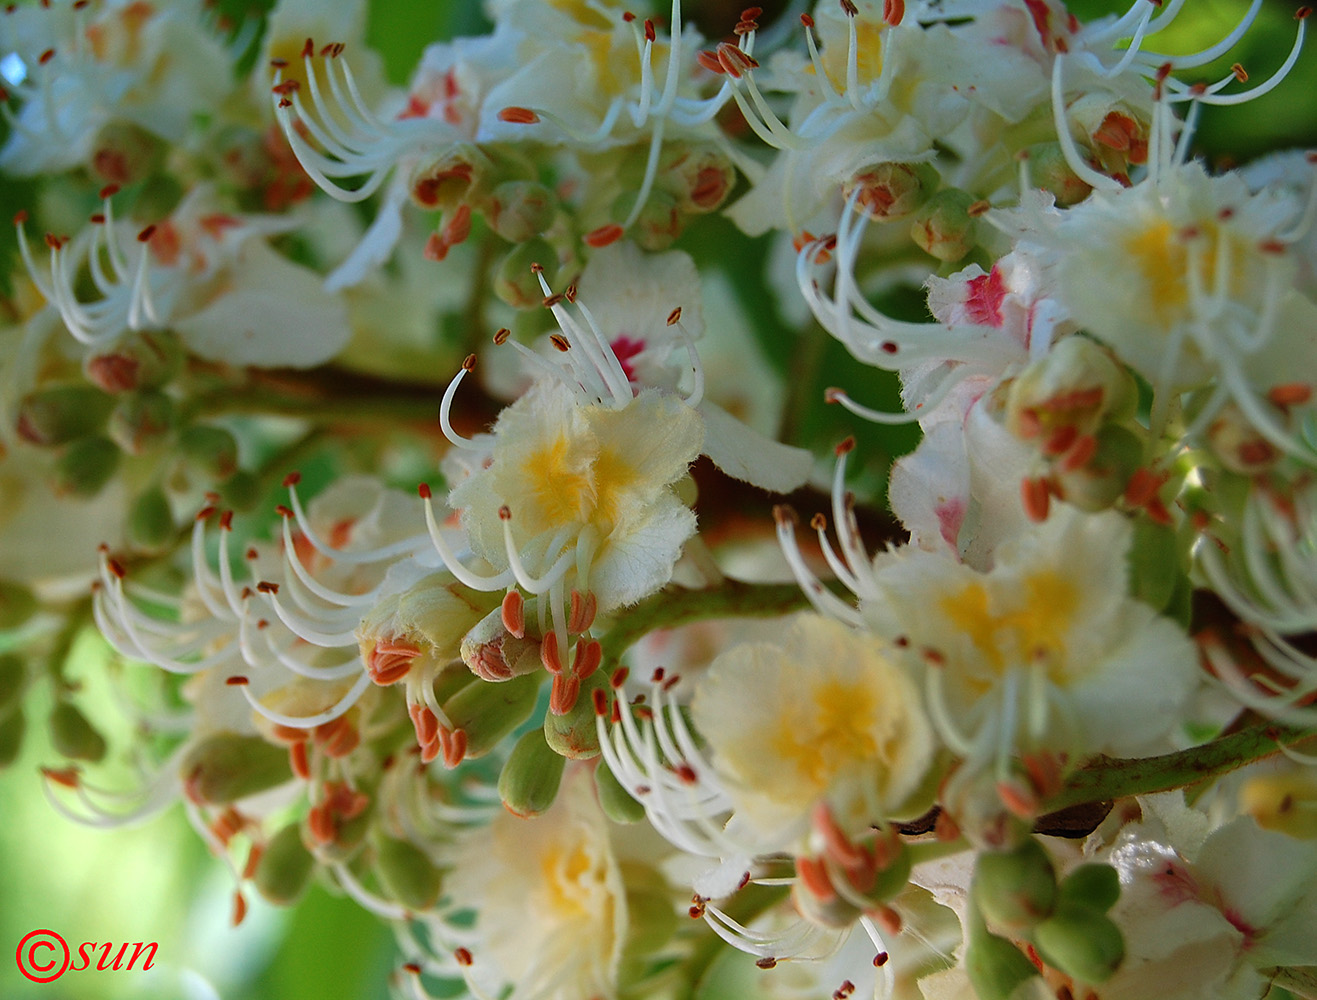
<box><xmin>236</xmin><ymin>671</ymin><xmax>372</xmax><ymax>729</ymax></box>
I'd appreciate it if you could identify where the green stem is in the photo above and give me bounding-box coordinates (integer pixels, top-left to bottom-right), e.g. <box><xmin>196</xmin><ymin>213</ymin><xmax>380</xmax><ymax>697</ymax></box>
<box><xmin>596</xmin><ymin>580</ymin><xmax>813</xmax><ymax>673</ymax></box>
<box><xmin>1047</xmin><ymin>723</ymin><xmax>1317</xmax><ymax>813</ymax></box>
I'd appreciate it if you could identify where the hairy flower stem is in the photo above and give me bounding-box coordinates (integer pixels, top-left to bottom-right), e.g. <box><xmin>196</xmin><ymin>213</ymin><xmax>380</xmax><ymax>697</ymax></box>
<box><xmin>1046</xmin><ymin>723</ymin><xmax>1317</xmax><ymax>813</ymax></box>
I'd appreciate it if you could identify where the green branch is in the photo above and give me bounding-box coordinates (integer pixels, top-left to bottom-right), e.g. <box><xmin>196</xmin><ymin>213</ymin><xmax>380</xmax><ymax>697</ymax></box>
<box><xmin>1048</xmin><ymin>723</ymin><xmax>1317</xmax><ymax>813</ymax></box>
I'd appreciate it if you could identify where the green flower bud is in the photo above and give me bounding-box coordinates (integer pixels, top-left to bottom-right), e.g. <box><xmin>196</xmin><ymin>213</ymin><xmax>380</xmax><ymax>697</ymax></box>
<box><xmin>16</xmin><ymin>385</ymin><xmax>114</xmax><ymax>447</ymax></box>
<box><xmin>1021</xmin><ymin>143</ymin><xmax>1092</xmax><ymax>207</ymax></box>
<box><xmin>595</xmin><ymin>756</ymin><xmax>645</xmax><ymax>824</ymax></box>
<box><xmin>178</xmin><ymin>424</ymin><xmax>240</xmax><ymax>481</ymax></box>
<box><xmin>620</xmin><ymin>189</ymin><xmax>683</xmax><ymax>252</ymax></box>
<box><xmin>495</xmin><ymin>239</ymin><xmax>560</xmax><ymax>309</ymax></box>
<box><xmin>661</xmin><ymin>144</ymin><xmax>736</xmax><ymax>214</ymax></box>
<box><xmin>128</xmin><ymin>486</ymin><xmax>175</xmax><ymax>551</ymax></box>
<box><xmin>374</xmin><ymin>833</ymin><xmax>444</xmax><ymax>912</ymax></box>
<box><xmin>254</xmin><ymin>822</ymin><xmax>316</xmax><ymax>906</ymax></box>
<box><xmin>487</xmin><ymin>180</ymin><xmax>557</xmax><ymax>243</ymax></box>
<box><xmin>315</xmin><ymin>806</ymin><xmax>373</xmax><ymax>864</ymax></box>
<box><xmin>910</xmin><ymin>188</ymin><xmax>978</xmax><ymax>262</ymax></box>
<box><xmin>49</xmin><ymin>701</ymin><xmax>107</xmax><ymax>762</ymax></box>
<box><xmin>441</xmin><ymin>671</ymin><xmax>541</xmax><ymax>760</ymax></box>
<box><xmin>49</xmin><ymin>436</ymin><xmax>121</xmax><ymax>499</ymax></box>
<box><xmin>0</xmin><ymin>707</ymin><xmax>25</xmax><ymax>769</ymax></box>
<box><xmin>1004</xmin><ymin>337</ymin><xmax>1136</xmax><ymax>443</ymax></box>
<box><xmin>0</xmin><ymin>581</ymin><xmax>38</xmax><ymax>630</ymax></box>
<box><xmin>498</xmin><ymin>727</ymin><xmax>565</xmax><ymax>818</ymax></box>
<box><xmin>1125</xmin><ymin>517</ymin><xmax>1183</xmax><ymax>612</ymax></box>
<box><xmin>843</xmin><ymin>162</ymin><xmax>937</xmax><ymax>221</ymax></box>
<box><xmin>1052</xmin><ymin>423</ymin><xmax>1145</xmax><ymax>513</ymax></box>
<box><xmin>1057</xmin><ymin>864</ymin><xmax>1121</xmax><ymax>913</ymax></box>
<box><xmin>108</xmin><ymin>390</ymin><xmax>177</xmax><ymax>455</ymax></box>
<box><xmin>1032</xmin><ymin>902</ymin><xmax>1125</xmax><ymax>984</ymax></box>
<box><xmin>0</xmin><ymin>653</ymin><xmax>26</xmax><ymax>710</ymax></box>
<box><xmin>460</xmin><ymin>605</ymin><xmax>542</xmax><ymax>682</ymax></box>
<box><xmin>180</xmin><ymin>732</ymin><xmax>291</xmax><ymax>805</ymax></box>
<box><xmin>974</xmin><ymin>838</ymin><xmax>1058</xmax><ymax>934</ymax></box>
<box><xmin>543</xmin><ymin>668</ymin><xmax>608</xmax><ymax>759</ymax></box>
<box><xmin>86</xmin><ymin>330</ymin><xmax>183</xmax><ymax>394</ymax></box>
<box><xmin>966</xmin><ymin>928</ymin><xmax>1041</xmax><ymax>1000</ymax></box>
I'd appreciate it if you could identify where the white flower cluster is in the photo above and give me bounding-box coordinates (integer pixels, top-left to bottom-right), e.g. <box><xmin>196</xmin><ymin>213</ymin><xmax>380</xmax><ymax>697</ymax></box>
<box><xmin>2</xmin><ymin>1</ymin><xmax>1317</xmax><ymax>999</ymax></box>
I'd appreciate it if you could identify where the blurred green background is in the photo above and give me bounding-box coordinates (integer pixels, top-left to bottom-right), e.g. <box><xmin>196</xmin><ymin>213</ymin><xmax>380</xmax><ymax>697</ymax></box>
<box><xmin>1</xmin><ymin>0</ymin><xmax>1313</xmax><ymax>998</ymax></box>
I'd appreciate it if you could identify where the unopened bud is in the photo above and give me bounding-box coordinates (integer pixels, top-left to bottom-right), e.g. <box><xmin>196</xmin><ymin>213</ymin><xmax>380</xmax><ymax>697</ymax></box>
<box><xmin>494</xmin><ymin>239</ymin><xmax>560</xmax><ymax>309</ymax></box>
<box><xmin>374</xmin><ymin>832</ymin><xmax>444</xmax><ymax>911</ymax></box>
<box><xmin>441</xmin><ymin>670</ymin><xmax>540</xmax><ymax>760</ymax></box>
<box><xmin>254</xmin><ymin>822</ymin><xmax>315</xmax><ymax>905</ymax></box>
<box><xmin>108</xmin><ymin>390</ymin><xmax>176</xmax><ymax>455</ymax></box>
<box><xmin>1053</xmin><ymin>423</ymin><xmax>1145</xmax><ymax>512</ymax></box>
<box><xmin>843</xmin><ymin>162</ymin><xmax>936</xmax><ymax>221</ymax></box>
<box><xmin>0</xmin><ymin>707</ymin><xmax>25</xmax><ymax>769</ymax></box>
<box><xmin>460</xmin><ymin>605</ymin><xmax>541</xmax><ymax>681</ymax></box>
<box><xmin>16</xmin><ymin>385</ymin><xmax>113</xmax><ymax>446</ymax></box>
<box><xmin>595</xmin><ymin>755</ymin><xmax>645</xmax><ymax>823</ymax></box>
<box><xmin>1004</xmin><ymin>337</ymin><xmax>1135</xmax><ymax>442</ymax></box>
<box><xmin>974</xmin><ymin>838</ymin><xmax>1057</xmax><ymax>934</ymax></box>
<box><xmin>965</xmin><ymin>926</ymin><xmax>1041</xmax><ymax>1000</ymax></box>
<box><xmin>1057</xmin><ymin>863</ymin><xmax>1121</xmax><ymax>913</ymax></box>
<box><xmin>180</xmin><ymin>732</ymin><xmax>291</xmax><ymax>805</ymax></box>
<box><xmin>1125</xmin><ymin>517</ymin><xmax>1183</xmax><ymax>613</ymax></box>
<box><xmin>128</xmin><ymin>486</ymin><xmax>175</xmax><ymax>551</ymax></box>
<box><xmin>498</xmin><ymin>727</ymin><xmax>565</xmax><ymax>818</ymax></box>
<box><xmin>487</xmin><ymin>180</ymin><xmax>557</xmax><ymax>243</ymax></box>
<box><xmin>661</xmin><ymin>144</ymin><xmax>736</xmax><ymax>214</ymax></box>
<box><xmin>1022</xmin><ymin>143</ymin><xmax>1092</xmax><ymax>207</ymax></box>
<box><xmin>1032</xmin><ymin>903</ymin><xmax>1124</xmax><ymax>984</ymax></box>
<box><xmin>409</xmin><ymin>145</ymin><xmax>487</xmax><ymax>210</ymax></box>
<box><xmin>49</xmin><ymin>700</ymin><xmax>107</xmax><ymax>762</ymax></box>
<box><xmin>1206</xmin><ymin>402</ymin><xmax>1282</xmax><ymax>475</ymax></box>
<box><xmin>85</xmin><ymin>331</ymin><xmax>181</xmax><ymax>391</ymax></box>
<box><xmin>910</xmin><ymin>188</ymin><xmax>977</xmax><ymax>262</ymax></box>
<box><xmin>543</xmin><ymin>668</ymin><xmax>608</xmax><ymax>759</ymax></box>
<box><xmin>1240</xmin><ymin>771</ymin><xmax>1317</xmax><ymax>838</ymax></box>
<box><xmin>619</xmin><ymin>189</ymin><xmax>683</xmax><ymax>252</ymax></box>
<box><xmin>49</xmin><ymin>436</ymin><xmax>121</xmax><ymax>499</ymax></box>
<box><xmin>0</xmin><ymin>581</ymin><xmax>38</xmax><ymax>630</ymax></box>
<box><xmin>179</xmin><ymin>424</ymin><xmax>240</xmax><ymax>481</ymax></box>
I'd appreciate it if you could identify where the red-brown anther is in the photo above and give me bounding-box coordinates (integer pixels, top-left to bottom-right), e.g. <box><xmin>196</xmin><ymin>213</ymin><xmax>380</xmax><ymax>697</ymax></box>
<box><xmin>1268</xmin><ymin>383</ymin><xmax>1312</xmax><ymax>408</ymax></box>
<box><xmin>315</xmin><ymin>715</ymin><xmax>360</xmax><ymax>758</ymax></box>
<box><xmin>715</xmin><ymin>41</ymin><xmax>758</xmax><ymax>77</ymax></box>
<box><xmin>674</xmin><ymin>762</ymin><xmax>698</xmax><ymax>784</ymax></box>
<box><xmin>1060</xmin><ymin>433</ymin><xmax>1098</xmax><ymax>472</ymax></box>
<box><xmin>968</xmin><ymin>199</ymin><xmax>992</xmax><ymax>218</ymax></box>
<box><xmin>696</xmin><ymin>49</ymin><xmax>726</xmax><ymax>74</ymax></box>
<box><xmin>256</xmin><ymin>581</ymin><xmax>279</xmax><ymax>595</ymax></box>
<box><xmin>544</xmin><ymin>294</ymin><xmax>566</xmax><ymax>311</ymax></box>
<box><xmin>652</xmin><ymin>667</ymin><xmax>666</xmax><ymax>683</ymax></box>
<box><xmin>1041</xmin><ymin>424</ymin><xmax>1078</xmax><ymax>457</ymax></box>
<box><xmin>271</xmin><ymin>79</ymin><xmax>300</xmax><ymax>95</ymax></box>
<box><xmin>232</xmin><ymin>892</ymin><xmax>247</xmax><ymax>927</ymax></box>
<box><xmin>409</xmin><ymin>703</ymin><xmax>440</xmax><ymax>748</ymax></box>
<box><xmin>289</xmin><ymin>740</ymin><xmax>311</xmax><ymax>780</ymax></box>
<box><xmin>997</xmin><ymin>779</ymin><xmax>1039</xmax><ymax>819</ymax></box>
<box><xmin>439</xmin><ymin>726</ymin><xmax>467</xmax><ymax>768</ymax></box>
<box><xmin>663</xmin><ymin>673</ymin><xmax>681</xmax><ymax>691</ymax></box>
<box><xmin>547</xmin><ymin>327</ymin><xmax>570</xmax><ymax>348</ymax></box>
<box><xmin>840</xmin><ymin>0</ymin><xmax>858</xmax><ymax>14</ymax></box>
<box><xmin>454</xmin><ymin>947</ymin><xmax>474</xmax><ymax>967</ymax></box>
<box><xmin>550</xmin><ymin>672</ymin><xmax>581</xmax><ymax>715</ymax></box>
<box><xmin>469</xmin><ymin>641</ymin><xmax>514</xmax><ymax>682</ymax></box>
<box><xmin>104</xmin><ymin>556</ymin><xmax>127</xmax><ymax>579</ymax></box>
<box><xmin>319</xmin><ymin>42</ymin><xmax>336</xmax><ymax>56</ymax></box>
<box><xmin>592</xmin><ymin>688</ymin><xmax>609</xmax><ymax>716</ymax></box>
<box><xmin>417</xmin><ymin>482</ymin><xmax>433</xmax><ymax>500</ymax></box>
<box><xmin>873</xmin><ymin>951</ymin><xmax>890</xmax><ymax>967</ymax></box>
<box><xmin>585</xmin><ymin>223</ymin><xmax>625</xmax><ymax>247</ymax></box>
<box><xmin>270</xmin><ymin>57</ymin><xmax>289</xmax><ymax>68</ymax></box>
<box><xmin>563</xmin><ymin>284</ymin><xmax>578</xmax><ymax>304</ymax></box>
<box><xmin>801</xmin><ymin>12</ymin><xmax>815</xmax><ymax>27</ymax></box>
<box><xmin>757</xmin><ymin>957</ymin><xmax>779</xmax><ymax>970</ymax></box>
<box><xmin>11</xmin><ymin>209</ymin><xmax>26</xmax><ymax>225</ymax></box>
<box><xmin>42</xmin><ymin>766</ymin><xmax>81</xmax><ymax>788</ymax></box>
<box><xmin>226</xmin><ymin>675</ymin><xmax>249</xmax><ymax>686</ymax></box>
<box><xmin>541</xmin><ymin>632</ymin><xmax>563</xmax><ymax>674</ymax></box>
<box><xmin>772</xmin><ymin>503</ymin><xmax>799</xmax><ymax>528</ymax></box>
<box><xmin>530</xmin><ymin>261</ymin><xmax>545</xmax><ymax>274</ymax></box>
<box><xmin>573</xmin><ymin>640</ymin><xmax>603</xmax><ymax>681</ymax></box>
<box><xmin>38</xmin><ymin>47</ymin><xmax>55</xmax><ymax>64</ymax></box>
<box><xmin>43</xmin><ymin>232</ymin><xmax>64</xmax><ymax>250</ymax></box>
<box><xmin>135</xmin><ymin>224</ymin><xmax>156</xmax><ymax>243</ymax></box>
<box><xmin>623</xmin><ymin>10</ymin><xmax>636</xmax><ymax>21</ymax></box>
<box><xmin>568</xmin><ymin>589</ymin><xmax>598</xmax><ymax>633</ymax></box>
<box><xmin>1299</xmin><ymin>6</ymin><xmax>1313</xmax><ymax>20</ymax></box>
<box><xmin>307</xmin><ymin>802</ymin><xmax>336</xmax><ymax>844</ymax></box>
<box><xmin>501</xmin><ymin>590</ymin><xmax>526</xmax><ymax>639</ymax></box>
<box><xmin>884</xmin><ymin>0</ymin><xmax>905</xmax><ymax>25</ymax></box>
<box><xmin>1022</xmin><ymin>476</ymin><xmax>1051</xmax><ymax>522</ymax></box>
<box><xmin>644</xmin><ymin>18</ymin><xmax>656</xmax><ymax>41</ymax></box>
<box><xmin>742</xmin><ymin>6</ymin><xmax>763</xmax><ymax>18</ymax></box>
<box><xmin>243</xmin><ymin>843</ymin><xmax>264</xmax><ymax>880</ymax></box>
<box><xmin>835</xmin><ymin>436</ymin><xmax>856</xmax><ymax>457</ymax></box>
<box><xmin>1123</xmin><ymin>467</ymin><xmax>1166</xmax><ymax>508</ymax></box>
<box><xmin>498</xmin><ymin>505</ymin><xmax>513</xmax><ymax>522</ymax></box>
<box><xmin>211</xmin><ymin>807</ymin><xmax>244</xmax><ymax>846</ymax></box>
<box><xmin>219</xmin><ymin>510</ymin><xmax>234</xmax><ymax>531</ymax></box>
<box><xmin>274</xmin><ymin>504</ymin><xmax>294</xmax><ymax>519</ymax></box>
<box><xmin>810</xmin><ymin>512</ymin><xmax>828</xmax><ymax>532</ymax></box>
<box><xmin>611</xmin><ymin>699</ymin><xmax>622</xmax><ymax>725</ymax></box>
<box><xmin>498</xmin><ymin>106</ymin><xmax>540</xmax><ymax>124</ymax></box>
<box><xmin>493</xmin><ymin>327</ymin><xmax>512</xmax><ymax>345</ymax></box>
<box><xmin>609</xmin><ymin>667</ymin><xmax>630</xmax><ymax>690</ymax></box>
<box><xmin>403</xmin><ymin>962</ymin><xmax>423</xmax><ymax>976</ymax></box>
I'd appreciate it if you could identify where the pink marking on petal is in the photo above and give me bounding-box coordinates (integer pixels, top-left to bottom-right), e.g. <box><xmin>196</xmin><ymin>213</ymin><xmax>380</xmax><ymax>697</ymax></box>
<box><xmin>964</xmin><ymin>267</ymin><xmax>1006</xmax><ymax>327</ymax></box>
<box><xmin>935</xmin><ymin>498</ymin><xmax>966</xmax><ymax>550</ymax></box>
<box><xmin>610</xmin><ymin>335</ymin><xmax>646</xmax><ymax>383</ymax></box>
